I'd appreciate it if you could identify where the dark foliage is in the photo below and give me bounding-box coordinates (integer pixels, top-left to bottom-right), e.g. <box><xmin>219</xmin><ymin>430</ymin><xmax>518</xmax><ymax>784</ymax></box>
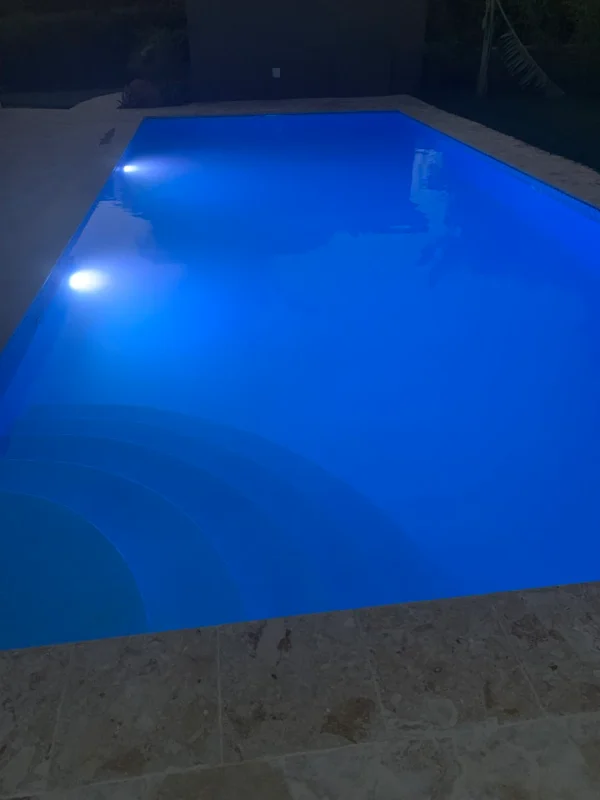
<box><xmin>128</xmin><ymin>27</ymin><xmax>189</xmax><ymax>83</ymax></box>
<box><xmin>0</xmin><ymin>5</ymin><xmax>185</xmax><ymax>92</ymax></box>
<box><xmin>119</xmin><ymin>78</ymin><xmax>164</xmax><ymax>108</ymax></box>
<box><xmin>424</xmin><ymin>0</ymin><xmax>600</xmax><ymax>94</ymax></box>
<box><xmin>119</xmin><ymin>27</ymin><xmax>190</xmax><ymax>108</ymax></box>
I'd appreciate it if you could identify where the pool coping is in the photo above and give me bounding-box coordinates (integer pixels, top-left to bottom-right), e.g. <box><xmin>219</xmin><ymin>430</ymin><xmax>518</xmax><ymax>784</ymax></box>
<box><xmin>3</xmin><ymin>583</ymin><xmax>600</xmax><ymax>798</ymax></box>
<box><xmin>2</xmin><ymin>95</ymin><xmax>600</xmax><ymax>797</ymax></box>
<box><xmin>114</xmin><ymin>93</ymin><xmax>600</xmax><ymax>209</ymax></box>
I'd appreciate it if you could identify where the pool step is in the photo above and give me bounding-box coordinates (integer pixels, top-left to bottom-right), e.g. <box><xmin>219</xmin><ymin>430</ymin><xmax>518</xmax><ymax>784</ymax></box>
<box><xmin>0</xmin><ymin>457</ymin><xmax>242</xmax><ymax>632</ymax></box>
<box><xmin>0</xmin><ymin>404</ymin><xmax>453</xmax><ymax>648</ymax></box>
<box><xmin>0</xmin><ymin>490</ymin><xmax>146</xmax><ymax>649</ymax></box>
<box><xmin>5</xmin><ymin>431</ymin><xmax>319</xmax><ymax>620</ymax></box>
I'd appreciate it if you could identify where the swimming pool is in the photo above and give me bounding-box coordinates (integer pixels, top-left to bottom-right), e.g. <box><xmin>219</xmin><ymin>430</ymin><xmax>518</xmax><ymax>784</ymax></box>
<box><xmin>1</xmin><ymin>111</ymin><xmax>600</xmax><ymax>650</ymax></box>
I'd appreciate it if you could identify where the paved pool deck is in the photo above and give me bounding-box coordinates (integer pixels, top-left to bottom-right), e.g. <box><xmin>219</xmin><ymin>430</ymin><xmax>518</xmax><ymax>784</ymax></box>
<box><xmin>4</xmin><ymin>586</ymin><xmax>600</xmax><ymax>798</ymax></box>
<box><xmin>2</xmin><ymin>94</ymin><xmax>600</xmax><ymax>799</ymax></box>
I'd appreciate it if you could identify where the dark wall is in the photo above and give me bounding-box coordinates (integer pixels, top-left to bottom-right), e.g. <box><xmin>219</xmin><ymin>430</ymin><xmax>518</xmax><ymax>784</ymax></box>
<box><xmin>185</xmin><ymin>0</ymin><xmax>427</xmax><ymax>101</ymax></box>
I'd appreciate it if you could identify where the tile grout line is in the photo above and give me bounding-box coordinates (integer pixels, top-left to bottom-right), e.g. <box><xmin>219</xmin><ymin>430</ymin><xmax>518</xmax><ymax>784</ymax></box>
<box><xmin>490</xmin><ymin>600</ymin><xmax>548</xmax><ymax>718</ymax></box>
<box><xmin>352</xmin><ymin>609</ymin><xmax>390</xmax><ymax>739</ymax></box>
<box><xmin>10</xmin><ymin>710</ymin><xmax>587</xmax><ymax>800</ymax></box>
<box><xmin>4</xmin><ymin>742</ymin><xmax>397</xmax><ymax>800</ymax></box>
<box><xmin>217</xmin><ymin>625</ymin><xmax>224</xmax><ymax>765</ymax></box>
<box><xmin>44</xmin><ymin>645</ymin><xmax>76</xmax><ymax>790</ymax></box>
<box><xmin>14</xmin><ymin>708</ymin><xmax>588</xmax><ymax>800</ymax></box>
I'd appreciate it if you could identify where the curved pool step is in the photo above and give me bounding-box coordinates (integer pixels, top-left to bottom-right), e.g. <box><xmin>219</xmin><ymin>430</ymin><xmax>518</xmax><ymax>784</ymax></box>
<box><xmin>15</xmin><ymin>404</ymin><xmax>456</xmax><ymax>606</ymax></box>
<box><xmin>14</xmin><ymin>413</ymin><xmax>377</xmax><ymax>606</ymax></box>
<box><xmin>0</xmin><ymin>491</ymin><xmax>147</xmax><ymax>650</ymax></box>
<box><xmin>23</xmin><ymin>404</ymin><xmax>404</xmax><ymax>538</ymax></box>
<box><xmin>5</xmin><ymin>432</ymin><xmax>320</xmax><ymax>618</ymax></box>
<box><xmin>0</xmin><ymin>459</ymin><xmax>243</xmax><ymax>631</ymax></box>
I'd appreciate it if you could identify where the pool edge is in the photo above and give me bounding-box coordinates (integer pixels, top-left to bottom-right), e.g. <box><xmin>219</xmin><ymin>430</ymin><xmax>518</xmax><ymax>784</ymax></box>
<box><xmin>2</xmin><ymin>580</ymin><xmax>599</xmax><ymax>796</ymax></box>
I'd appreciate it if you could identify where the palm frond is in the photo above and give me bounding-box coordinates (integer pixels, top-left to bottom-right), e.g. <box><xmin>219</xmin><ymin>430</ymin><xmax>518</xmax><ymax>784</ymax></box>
<box><xmin>477</xmin><ymin>0</ymin><xmax>496</xmax><ymax>96</ymax></box>
<box><xmin>496</xmin><ymin>0</ymin><xmax>564</xmax><ymax>97</ymax></box>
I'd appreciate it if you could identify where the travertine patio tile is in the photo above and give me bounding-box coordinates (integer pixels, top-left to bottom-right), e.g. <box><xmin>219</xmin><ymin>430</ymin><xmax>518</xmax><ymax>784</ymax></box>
<box><xmin>48</xmin><ymin>628</ymin><xmax>220</xmax><ymax>790</ymax></box>
<box><xmin>358</xmin><ymin>594</ymin><xmax>540</xmax><ymax>734</ymax></box>
<box><xmin>0</xmin><ymin>645</ymin><xmax>70</xmax><ymax>797</ymax></box>
<box><xmin>219</xmin><ymin>611</ymin><xmax>385</xmax><ymax>762</ymax></box>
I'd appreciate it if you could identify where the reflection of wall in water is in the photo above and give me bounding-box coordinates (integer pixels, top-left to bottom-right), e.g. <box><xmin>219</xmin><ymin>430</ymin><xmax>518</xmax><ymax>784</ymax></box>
<box><xmin>410</xmin><ymin>147</ymin><xmax>449</xmax><ymax>237</ymax></box>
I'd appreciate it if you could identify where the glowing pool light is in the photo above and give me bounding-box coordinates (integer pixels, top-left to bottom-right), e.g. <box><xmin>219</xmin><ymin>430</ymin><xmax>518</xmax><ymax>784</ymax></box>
<box><xmin>122</xmin><ymin>164</ymin><xmax>138</xmax><ymax>174</ymax></box>
<box><xmin>68</xmin><ymin>269</ymin><xmax>109</xmax><ymax>293</ymax></box>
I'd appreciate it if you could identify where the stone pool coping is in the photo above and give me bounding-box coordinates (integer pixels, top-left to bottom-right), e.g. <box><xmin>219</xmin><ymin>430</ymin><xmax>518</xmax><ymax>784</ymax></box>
<box><xmin>3</xmin><ymin>584</ymin><xmax>600</xmax><ymax>798</ymax></box>
<box><xmin>2</xmin><ymin>95</ymin><xmax>600</xmax><ymax>797</ymax></box>
<box><xmin>118</xmin><ymin>93</ymin><xmax>600</xmax><ymax>209</ymax></box>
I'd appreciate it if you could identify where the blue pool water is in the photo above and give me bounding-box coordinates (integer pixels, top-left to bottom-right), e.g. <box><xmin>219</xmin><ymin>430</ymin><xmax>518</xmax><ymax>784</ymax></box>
<box><xmin>2</xmin><ymin>112</ymin><xmax>600</xmax><ymax>650</ymax></box>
